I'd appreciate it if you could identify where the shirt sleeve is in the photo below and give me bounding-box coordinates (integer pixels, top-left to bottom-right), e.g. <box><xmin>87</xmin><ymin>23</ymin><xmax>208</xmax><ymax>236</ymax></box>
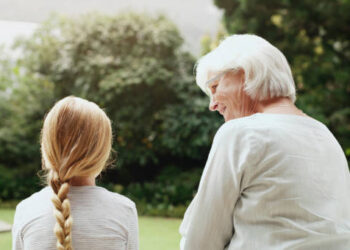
<box><xmin>12</xmin><ymin>204</ymin><xmax>24</xmax><ymax>250</ymax></box>
<box><xmin>127</xmin><ymin>203</ymin><xmax>139</xmax><ymax>250</ymax></box>
<box><xmin>179</xmin><ymin>121</ymin><xmax>260</xmax><ymax>250</ymax></box>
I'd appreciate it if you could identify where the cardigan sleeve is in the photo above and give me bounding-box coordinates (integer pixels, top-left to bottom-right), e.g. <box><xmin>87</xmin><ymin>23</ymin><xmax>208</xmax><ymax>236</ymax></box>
<box><xmin>12</xmin><ymin>204</ymin><xmax>24</xmax><ymax>250</ymax></box>
<box><xmin>179</xmin><ymin>120</ymin><xmax>262</xmax><ymax>250</ymax></box>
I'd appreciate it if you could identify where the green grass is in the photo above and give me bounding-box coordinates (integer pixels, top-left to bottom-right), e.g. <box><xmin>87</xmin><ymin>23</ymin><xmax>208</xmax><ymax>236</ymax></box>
<box><xmin>139</xmin><ymin>217</ymin><xmax>181</xmax><ymax>250</ymax></box>
<box><xmin>0</xmin><ymin>209</ymin><xmax>14</xmax><ymax>250</ymax></box>
<box><xmin>0</xmin><ymin>209</ymin><xmax>181</xmax><ymax>250</ymax></box>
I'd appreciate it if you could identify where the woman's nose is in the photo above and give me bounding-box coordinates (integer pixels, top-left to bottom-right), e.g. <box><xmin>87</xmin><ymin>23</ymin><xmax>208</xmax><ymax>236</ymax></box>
<box><xmin>209</xmin><ymin>99</ymin><xmax>218</xmax><ymax>111</ymax></box>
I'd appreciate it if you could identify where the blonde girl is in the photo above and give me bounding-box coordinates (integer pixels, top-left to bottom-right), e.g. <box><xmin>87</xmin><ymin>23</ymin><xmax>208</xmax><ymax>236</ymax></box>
<box><xmin>12</xmin><ymin>96</ymin><xmax>139</xmax><ymax>250</ymax></box>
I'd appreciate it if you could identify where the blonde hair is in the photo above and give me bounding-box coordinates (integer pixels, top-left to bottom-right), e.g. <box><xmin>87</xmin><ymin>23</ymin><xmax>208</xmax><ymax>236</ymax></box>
<box><xmin>40</xmin><ymin>96</ymin><xmax>112</xmax><ymax>250</ymax></box>
<box><xmin>196</xmin><ymin>34</ymin><xmax>296</xmax><ymax>103</ymax></box>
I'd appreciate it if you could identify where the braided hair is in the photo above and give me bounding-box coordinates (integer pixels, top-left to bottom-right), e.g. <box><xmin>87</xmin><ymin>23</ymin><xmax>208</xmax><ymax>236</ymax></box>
<box><xmin>40</xmin><ymin>96</ymin><xmax>112</xmax><ymax>250</ymax></box>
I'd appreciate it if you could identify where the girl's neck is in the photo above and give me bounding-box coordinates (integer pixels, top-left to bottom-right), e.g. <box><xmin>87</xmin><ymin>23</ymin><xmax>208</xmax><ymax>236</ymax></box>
<box><xmin>69</xmin><ymin>176</ymin><xmax>96</xmax><ymax>186</ymax></box>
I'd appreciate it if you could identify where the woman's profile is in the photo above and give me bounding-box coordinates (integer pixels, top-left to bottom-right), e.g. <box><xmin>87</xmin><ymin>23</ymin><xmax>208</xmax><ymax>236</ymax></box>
<box><xmin>12</xmin><ymin>96</ymin><xmax>139</xmax><ymax>250</ymax></box>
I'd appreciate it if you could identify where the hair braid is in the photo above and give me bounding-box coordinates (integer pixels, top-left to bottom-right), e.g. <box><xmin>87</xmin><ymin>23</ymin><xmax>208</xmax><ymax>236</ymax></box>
<box><xmin>50</xmin><ymin>176</ymin><xmax>73</xmax><ymax>250</ymax></box>
<box><xmin>41</xmin><ymin>96</ymin><xmax>113</xmax><ymax>249</ymax></box>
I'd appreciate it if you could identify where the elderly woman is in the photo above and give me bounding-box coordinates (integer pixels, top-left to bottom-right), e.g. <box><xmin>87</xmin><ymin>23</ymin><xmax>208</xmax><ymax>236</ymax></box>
<box><xmin>179</xmin><ymin>34</ymin><xmax>350</xmax><ymax>250</ymax></box>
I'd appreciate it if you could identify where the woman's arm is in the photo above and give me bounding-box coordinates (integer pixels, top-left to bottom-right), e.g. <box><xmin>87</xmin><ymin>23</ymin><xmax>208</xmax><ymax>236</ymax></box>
<box><xmin>180</xmin><ymin>121</ymin><xmax>260</xmax><ymax>250</ymax></box>
<box><xmin>12</xmin><ymin>205</ymin><xmax>24</xmax><ymax>250</ymax></box>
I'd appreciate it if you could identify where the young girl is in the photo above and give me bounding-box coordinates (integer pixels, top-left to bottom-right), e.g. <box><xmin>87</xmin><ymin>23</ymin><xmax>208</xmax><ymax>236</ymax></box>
<box><xmin>12</xmin><ymin>96</ymin><xmax>139</xmax><ymax>250</ymax></box>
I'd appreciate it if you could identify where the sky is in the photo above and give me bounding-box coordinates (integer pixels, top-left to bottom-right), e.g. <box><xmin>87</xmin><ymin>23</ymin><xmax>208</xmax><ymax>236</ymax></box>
<box><xmin>0</xmin><ymin>20</ymin><xmax>37</xmax><ymax>48</ymax></box>
<box><xmin>0</xmin><ymin>0</ymin><xmax>223</xmax><ymax>55</ymax></box>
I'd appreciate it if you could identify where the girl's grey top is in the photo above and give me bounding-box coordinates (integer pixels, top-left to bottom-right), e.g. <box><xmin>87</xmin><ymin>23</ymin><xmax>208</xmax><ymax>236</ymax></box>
<box><xmin>12</xmin><ymin>185</ymin><xmax>139</xmax><ymax>250</ymax></box>
<box><xmin>180</xmin><ymin>113</ymin><xmax>350</xmax><ymax>250</ymax></box>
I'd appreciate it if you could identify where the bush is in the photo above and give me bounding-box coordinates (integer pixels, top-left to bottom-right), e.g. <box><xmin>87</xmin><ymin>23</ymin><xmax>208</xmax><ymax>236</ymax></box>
<box><xmin>118</xmin><ymin>166</ymin><xmax>202</xmax><ymax>217</ymax></box>
<box><xmin>0</xmin><ymin>50</ymin><xmax>54</xmax><ymax>201</ymax></box>
<box><xmin>132</xmin><ymin>201</ymin><xmax>187</xmax><ymax>218</ymax></box>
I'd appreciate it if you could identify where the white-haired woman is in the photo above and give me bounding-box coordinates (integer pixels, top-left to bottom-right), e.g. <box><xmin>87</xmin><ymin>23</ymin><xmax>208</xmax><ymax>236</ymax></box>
<box><xmin>179</xmin><ymin>34</ymin><xmax>350</xmax><ymax>250</ymax></box>
<box><xmin>12</xmin><ymin>96</ymin><xmax>139</xmax><ymax>250</ymax></box>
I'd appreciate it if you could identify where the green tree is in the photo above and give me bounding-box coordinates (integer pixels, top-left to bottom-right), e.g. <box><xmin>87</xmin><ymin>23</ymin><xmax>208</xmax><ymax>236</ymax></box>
<box><xmin>0</xmin><ymin>12</ymin><xmax>221</xmax><ymax>200</ymax></box>
<box><xmin>14</xmin><ymin>13</ymin><xmax>192</xmax><ymax>178</ymax></box>
<box><xmin>0</xmin><ymin>49</ymin><xmax>54</xmax><ymax>199</ymax></box>
<box><xmin>214</xmin><ymin>0</ymin><xmax>350</xmax><ymax>159</ymax></box>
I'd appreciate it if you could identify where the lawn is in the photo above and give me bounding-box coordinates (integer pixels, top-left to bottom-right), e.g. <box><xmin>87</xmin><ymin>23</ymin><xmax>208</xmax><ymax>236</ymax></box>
<box><xmin>0</xmin><ymin>209</ymin><xmax>181</xmax><ymax>250</ymax></box>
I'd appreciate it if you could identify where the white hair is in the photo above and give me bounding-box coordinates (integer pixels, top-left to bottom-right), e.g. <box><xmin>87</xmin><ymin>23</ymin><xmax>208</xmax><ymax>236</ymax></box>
<box><xmin>196</xmin><ymin>34</ymin><xmax>296</xmax><ymax>102</ymax></box>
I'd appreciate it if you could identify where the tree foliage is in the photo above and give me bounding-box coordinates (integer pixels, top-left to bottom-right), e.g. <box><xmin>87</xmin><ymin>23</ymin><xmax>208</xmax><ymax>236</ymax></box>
<box><xmin>0</xmin><ymin>13</ymin><xmax>221</xmax><ymax>200</ymax></box>
<box><xmin>0</xmin><ymin>49</ymin><xmax>54</xmax><ymax>199</ymax></box>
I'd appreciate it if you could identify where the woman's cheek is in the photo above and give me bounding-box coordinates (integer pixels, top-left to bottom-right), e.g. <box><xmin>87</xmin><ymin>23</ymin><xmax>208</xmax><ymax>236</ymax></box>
<box><xmin>215</xmin><ymin>93</ymin><xmax>226</xmax><ymax>103</ymax></box>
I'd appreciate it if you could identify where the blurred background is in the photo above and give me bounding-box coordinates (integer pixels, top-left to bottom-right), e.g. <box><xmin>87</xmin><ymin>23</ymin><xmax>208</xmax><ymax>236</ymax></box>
<box><xmin>0</xmin><ymin>0</ymin><xmax>349</xmax><ymax>249</ymax></box>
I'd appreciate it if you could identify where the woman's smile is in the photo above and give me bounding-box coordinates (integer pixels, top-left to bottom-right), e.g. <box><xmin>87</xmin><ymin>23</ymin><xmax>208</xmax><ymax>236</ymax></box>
<box><xmin>218</xmin><ymin>105</ymin><xmax>226</xmax><ymax>115</ymax></box>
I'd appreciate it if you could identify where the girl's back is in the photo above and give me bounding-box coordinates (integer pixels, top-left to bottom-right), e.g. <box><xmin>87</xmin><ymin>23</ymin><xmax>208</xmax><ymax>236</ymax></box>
<box><xmin>12</xmin><ymin>96</ymin><xmax>139</xmax><ymax>250</ymax></box>
<box><xmin>13</xmin><ymin>186</ymin><xmax>138</xmax><ymax>250</ymax></box>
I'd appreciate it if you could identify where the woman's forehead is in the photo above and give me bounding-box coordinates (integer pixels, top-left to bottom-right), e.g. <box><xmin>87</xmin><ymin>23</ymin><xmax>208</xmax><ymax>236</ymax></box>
<box><xmin>207</xmin><ymin>70</ymin><xmax>220</xmax><ymax>79</ymax></box>
<box><xmin>206</xmin><ymin>69</ymin><xmax>231</xmax><ymax>87</ymax></box>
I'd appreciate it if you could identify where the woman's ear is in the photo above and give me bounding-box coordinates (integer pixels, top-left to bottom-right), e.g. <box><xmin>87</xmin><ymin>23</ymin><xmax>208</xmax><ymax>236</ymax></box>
<box><xmin>238</xmin><ymin>68</ymin><xmax>245</xmax><ymax>84</ymax></box>
<box><xmin>228</xmin><ymin>68</ymin><xmax>245</xmax><ymax>86</ymax></box>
